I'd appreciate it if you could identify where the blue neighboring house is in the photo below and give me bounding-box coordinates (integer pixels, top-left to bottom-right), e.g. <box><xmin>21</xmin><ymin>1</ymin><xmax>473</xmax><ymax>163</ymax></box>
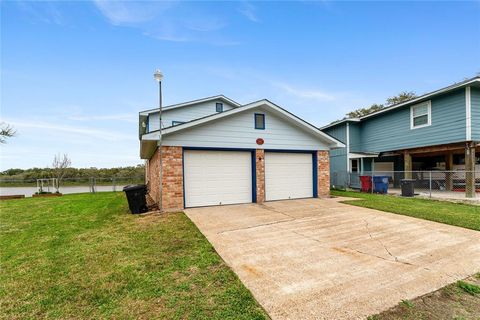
<box><xmin>321</xmin><ymin>76</ymin><xmax>480</xmax><ymax>197</ymax></box>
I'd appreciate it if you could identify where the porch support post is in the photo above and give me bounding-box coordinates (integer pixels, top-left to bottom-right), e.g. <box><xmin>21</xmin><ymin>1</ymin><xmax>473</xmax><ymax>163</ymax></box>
<box><xmin>445</xmin><ymin>152</ymin><xmax>453</xmax><ymax>191</ymax></box>
<box><xmin>404</xmin><ymin>151</ymin><xmax>412</xmax><ymax>179</ymax></box>
<box><xmin>465</xmin><ymin>142</ymin><xmax>476</xmax><ymax>198</ymax></box>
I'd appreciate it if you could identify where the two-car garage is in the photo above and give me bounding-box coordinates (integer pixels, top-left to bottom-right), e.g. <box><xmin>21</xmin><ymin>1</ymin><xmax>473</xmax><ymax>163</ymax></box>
<box><xmin>142</xmin><ymin>100</ymin><xmax>342</xmax><ymax>211</ymax></box>
<box><xmin>183</xmin><ymin>149</ymin><xmax>315</xmax><ymax>208</ymax></box>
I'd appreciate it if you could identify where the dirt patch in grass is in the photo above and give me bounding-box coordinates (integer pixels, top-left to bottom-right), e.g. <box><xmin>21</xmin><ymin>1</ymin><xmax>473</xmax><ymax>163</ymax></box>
<box><xmin>369</xmin><ymin>274</ymin><xmax>480</xmax><ymax>320</ymax></box>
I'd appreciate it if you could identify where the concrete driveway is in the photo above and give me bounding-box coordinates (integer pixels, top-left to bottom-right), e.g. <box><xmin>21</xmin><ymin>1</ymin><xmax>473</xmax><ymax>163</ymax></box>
<box><xmin>185</xmin><ymin>198</ymin><xmax>480</xmax><ymax>320</ymax></box>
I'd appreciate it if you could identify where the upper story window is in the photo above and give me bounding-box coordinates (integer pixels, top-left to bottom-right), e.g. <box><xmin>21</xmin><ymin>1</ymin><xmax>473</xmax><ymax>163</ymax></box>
<box><xmin>410</xmin><ymin>101</ymin><xmax>431</xmax><ymax>129</ymax></box>
<box><xmin>172</xmin><ymin>121</ymin><xmax>184</xmax><ymax>126</ymax></box>
<box><xmin>216</xmin><ymin>102</ymin><xmax>223</xmax><ymax>113</ymax></box>
<box><xmin>254</xmin><ymin>113</ymin><xmax>265</xmax><ymax>130</ymax></box>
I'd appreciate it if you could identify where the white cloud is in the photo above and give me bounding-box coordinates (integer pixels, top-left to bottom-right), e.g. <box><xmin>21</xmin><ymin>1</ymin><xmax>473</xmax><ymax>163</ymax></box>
<box><xmin>185</xmin><ymin>17</ymin><xmax>226</xmax><ymax>32</ymax></box>
<box><xmin>92</xmin><ymin>1</ymin><xmax>173</xmax><ymax>25</ymax></box>
<box><xmin>7</xmin><ymin>119</ymin><xmax>134</xmax><ymax>142</ymax></box>
<box><xmin>68</xmin><ymin>113</ymin><xmax>137</xmax><ymax>123</ymax></box>
<box><xmin>0</xmin><ymin>117</ymin><xmax>141</xmax><ymax>169</ymax></box>
<box><xmin>238</xmin><ymin>2</ymin><xmax>259</xmax><ymax>22</ymax></box>
<box><xmin>274</xmin><ymin>83</ymin><xmax>335</xmax><ymax>102</ymax></box>
<box><xmin>16</xmin><ymin>1</ymin><xmax>66</xmax><ymax>25</ymax></box>
<box><xmin>92</xmin><ymin>1</ymin><xmax>238</xmax><ymax>45</ymax></box>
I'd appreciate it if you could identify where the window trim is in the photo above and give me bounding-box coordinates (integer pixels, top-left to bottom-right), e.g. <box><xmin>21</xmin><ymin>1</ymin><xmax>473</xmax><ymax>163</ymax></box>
<box><xmin>172</xmin><ymin>121</ymin><xmax>185</xmax><ymax>126</ymax></box>
<box><xmin>350</xmin><ymin>159</ymin><xmax>359</xmax><ymax>173</ymax></box>
<box><xmin>254</xmin><ymin>113</ymin><xmax>265</xmax><ymax>130</ymax></box>
<box><xmin>410</xmin><ymin>101</ymin><xmax>431</xmax><ymax>130</ymax></box>
<box><xmin>216</xmin><ymin>102</ymin><xmax>223</xmax><ymax>113</ymax></box>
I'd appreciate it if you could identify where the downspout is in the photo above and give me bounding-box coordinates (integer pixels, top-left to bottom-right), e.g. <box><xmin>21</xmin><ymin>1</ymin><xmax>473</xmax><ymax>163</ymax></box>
<box><xmin>466</xmin><ymin>86</ymin><xmax>472</xmax><ymax>141</ymax></box>
<box><xmin>346</xmin><ymin>122</ymin><xmax>351</xmax><ymax>186</ymax></box>
<box><xmin>346</xmin><ymin>123</ymin><xmax>350</xmax><ymax>172</ymax></box>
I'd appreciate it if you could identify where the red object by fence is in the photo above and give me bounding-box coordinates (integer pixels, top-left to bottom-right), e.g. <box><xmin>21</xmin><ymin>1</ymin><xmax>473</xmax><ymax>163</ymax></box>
<box><xmin>360</xmin><ymin>176</ymin><xmax>372</xmax><ymax>192</ymax></box>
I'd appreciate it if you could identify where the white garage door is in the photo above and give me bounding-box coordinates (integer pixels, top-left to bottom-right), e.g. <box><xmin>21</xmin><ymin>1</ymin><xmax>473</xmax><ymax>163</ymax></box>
<box><xmin>265</xmin><ymin>152</ymin><xmax>313</xmax><ymax>201</ymax></box>
<box><xmin>184</xmin><ymin>150</ymin><xmax>252</xmax><ymax>208</ymax></box>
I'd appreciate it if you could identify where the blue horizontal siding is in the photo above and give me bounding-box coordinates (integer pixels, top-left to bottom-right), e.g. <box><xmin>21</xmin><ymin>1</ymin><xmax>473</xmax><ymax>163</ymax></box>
<box><xmin>359</xmin><ymin>88</ymin><xmax>466</xmax><ymax>152</ymax></box>
<box><xmin>148</xmin><ymin>101</ymin><xmax>236</xmax><ymax>131</ymax></box>
<box><xmin>323</xmin><ymin>123</ymin><xmax>347</xmax><ymax>157</ymax></box>
<box><xmin>349</xmin><ymin>123</ymin><xmax>362</xmax><ymax>152</ymax></box>
<box><xmin>163</xmin><ymin>107</ymin><xmax>330</xmax><ymax>150</ymax></box>
<box><xmin>323</xmin><ymin>124</ymin><xmax>348</xmax><ymax>182</ymax></box>
<box><xmin>323</xmin><ymin>123</ymin><xmax>347</xmax><ymax>143</ymax></box>
<box><xmin>471</xmin><ymin>87</ymin><xmax>480</xmax><ymax>141</ymax></box>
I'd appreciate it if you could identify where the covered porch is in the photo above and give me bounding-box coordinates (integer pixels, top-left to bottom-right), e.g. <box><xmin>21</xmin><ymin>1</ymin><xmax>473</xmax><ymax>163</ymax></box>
<box><xmin>349</xmin><ymin>141</ymin><xmax>480</xmax><ymax>199</ymax></box>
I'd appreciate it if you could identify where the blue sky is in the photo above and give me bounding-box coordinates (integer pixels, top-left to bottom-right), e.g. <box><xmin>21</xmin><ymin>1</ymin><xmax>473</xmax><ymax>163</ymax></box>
<box><xmin>1</xmin><ymin>1</ymin><xmax>479</xmax><ymax>170</ymax></box>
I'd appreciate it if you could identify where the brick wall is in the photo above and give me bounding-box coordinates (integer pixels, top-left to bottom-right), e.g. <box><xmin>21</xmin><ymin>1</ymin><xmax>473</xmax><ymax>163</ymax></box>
<box><xmin>147</xmin><ymin>146</ymin><xmax>184</xmax><ymax>211</ymax></box>
<box><xmin>256</xmin><ymin>149</ymin><xmax>265</xmax><ymax>203</ymax></box>
<box><xmin>317</xmin><ymin>150</ymin><xmax>330</xmax><ymax>197</ymax></box>
<box><xmin>145</xmin><ymin>159</ymin><xmax>149</xmax><ymax>184</ymax></box>
<box><xmin>146</xmin><ymin>148</ymin><xmax>160</xmax><ymax>205</ymax></box>
<box><xmin>161</xmin><ymin>146</ymin><xmax>184</xmax><ymax>211</ymax></box>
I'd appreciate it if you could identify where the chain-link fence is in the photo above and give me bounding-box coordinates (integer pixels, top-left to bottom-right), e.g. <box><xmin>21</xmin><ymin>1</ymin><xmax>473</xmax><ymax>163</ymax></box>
<box><xmin>331</xmin><ymin>170</ymin><xmax>479</xmax><ymax>199</ymax></box>
<box><xmin>0</xmin><ymin>176</ymin><xmax>145</xmax><ymax>197</ymax></box>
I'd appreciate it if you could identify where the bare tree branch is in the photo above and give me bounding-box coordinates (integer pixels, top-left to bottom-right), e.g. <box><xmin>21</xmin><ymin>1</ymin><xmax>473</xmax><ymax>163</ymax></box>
<box><xmin>51</xmin><ymin>154</ymin><xmax>72</xmax><ymax>192</ymax></box>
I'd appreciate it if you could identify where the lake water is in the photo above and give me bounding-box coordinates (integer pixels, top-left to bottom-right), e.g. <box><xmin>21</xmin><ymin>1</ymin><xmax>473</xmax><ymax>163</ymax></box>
<box><xmin>0</xmin><ymin>186</ymin><xmax>128</xmax><ymax>197</ymax></box>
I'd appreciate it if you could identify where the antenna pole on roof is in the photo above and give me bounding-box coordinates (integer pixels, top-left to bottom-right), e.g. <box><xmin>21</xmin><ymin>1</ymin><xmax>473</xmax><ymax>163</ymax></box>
<box><xmin>154</xmin><ymin>69</ymin><xmax>164</xmax><ymax>211</ymax></box>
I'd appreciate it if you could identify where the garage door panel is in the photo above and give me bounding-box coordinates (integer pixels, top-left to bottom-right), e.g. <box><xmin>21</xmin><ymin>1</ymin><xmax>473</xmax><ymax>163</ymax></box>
<box><xmin>184</xmin><ymin>150</ymin><xmax>252</xmax><ymax>207</ymax></box>
<box><xmin>265</xmin><ymin>152</ymin><xmax>313</xmax><ymax>201</ymax></box>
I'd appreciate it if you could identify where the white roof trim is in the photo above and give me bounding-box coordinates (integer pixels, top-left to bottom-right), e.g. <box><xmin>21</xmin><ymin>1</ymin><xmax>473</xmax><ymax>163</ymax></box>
<box><xmin>348</xmin><ymin>152</ymin><xmax>379</xmax><ymax>159</ymax></box>
<box><xmin>142</xmin><ymin>99</ymin><xmax>345</xmax><ymax>148</ymax></box>
<box><xmin>320</xmin><ymin>118</ymin><xmax>360</xmax><ymax>130</ymax></box>
<box><xmin>139</xmin><ymin>95</ymin><xmax>241</xmax><ymax>115</ymax></box>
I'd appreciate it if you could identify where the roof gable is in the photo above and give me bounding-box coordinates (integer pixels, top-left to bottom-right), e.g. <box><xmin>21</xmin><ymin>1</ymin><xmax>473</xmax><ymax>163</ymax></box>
<box><xmin>143</xmin><ymin>100</ymin><xmax>344</xmax><ymax>148</ymax></box>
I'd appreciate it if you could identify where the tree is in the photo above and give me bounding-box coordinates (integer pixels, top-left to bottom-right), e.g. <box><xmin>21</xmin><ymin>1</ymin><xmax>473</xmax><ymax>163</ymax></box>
<box><xmin>0</xmin><ymin>122</ymin><xmax>16</xmax><ymax>143</ymax></box>
<box><xmin>386</xmin><ymin>91</ymin><xmax>417</xmax><ymax>106</ymax></box>
<box><xmin>345</xmin><ymin>91</ymin><xmax>417</xmax><ymax>118</ymax></box>
<box><xmin>51</xmin><ymin>154</ymin><xmax>72</xmax><ymax>192</ymax></box>
<box><xmin>346</xmin><ymin>103</ymin><xmax>385</xmax><ymax>118</ymax></box>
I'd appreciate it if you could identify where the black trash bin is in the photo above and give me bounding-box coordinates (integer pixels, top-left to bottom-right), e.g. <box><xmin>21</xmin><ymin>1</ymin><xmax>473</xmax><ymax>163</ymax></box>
<box><xmin>401</xmin><ymin>179</ymin><xmax>415</xmax><ymax>197</ymax></box>
<box><xmin>123</xmin><ymin>184</ymin><xmax>148</xmax><ymax>214</ymax></box>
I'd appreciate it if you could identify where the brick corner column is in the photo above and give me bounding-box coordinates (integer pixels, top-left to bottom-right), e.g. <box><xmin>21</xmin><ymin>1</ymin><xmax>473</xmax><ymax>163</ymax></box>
<box><xmin>147</xmin><ymin>148</ymin><xmax>160</xmax><ymax>206</ymax></box>
<box><xmin>256</xmin><ymin>149</ymin><xmax>265</xmax><ymax>203</ymax></box>
<box><xmin>161</xmin><ymin>146</ymin><xmax>184</xmax><ymax>211</ymax></box>
<box><xmin>317</xmin><ymin>150</ymin><xmax>330</xmax><ymax>197</ymax></box>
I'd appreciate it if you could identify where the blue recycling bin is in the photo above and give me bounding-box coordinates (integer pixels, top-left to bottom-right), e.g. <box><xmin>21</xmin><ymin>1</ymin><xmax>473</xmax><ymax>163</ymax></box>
<box><xmin>373</xmin><ymin>176</ymin><xmax>389</xmax><ymax>194</ymax></box>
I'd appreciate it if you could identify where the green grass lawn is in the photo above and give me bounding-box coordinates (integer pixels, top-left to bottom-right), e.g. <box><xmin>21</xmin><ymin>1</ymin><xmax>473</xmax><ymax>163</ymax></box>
<box><xmin>331</xmin><ymin>190</ymin><xmax>480</xmax><ymax>230</ymax></box>
<box><xmin>0</xmin><ymin>193</ymin><xmax>267</xmax><ymax>320</ymax></box>
<box><xmin>331</xmin><ymin>190</ymin><xmax>480</xmax><ymax>231</ymax></box>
